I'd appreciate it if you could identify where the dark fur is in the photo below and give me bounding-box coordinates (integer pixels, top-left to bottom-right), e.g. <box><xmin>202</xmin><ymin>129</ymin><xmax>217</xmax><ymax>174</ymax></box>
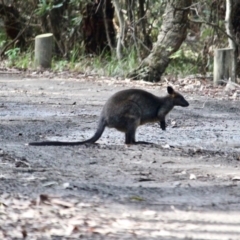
<box><xmin>28</xmin><ymin>86</ymin><xmax>189</xmax><ymax>146</ymax></box>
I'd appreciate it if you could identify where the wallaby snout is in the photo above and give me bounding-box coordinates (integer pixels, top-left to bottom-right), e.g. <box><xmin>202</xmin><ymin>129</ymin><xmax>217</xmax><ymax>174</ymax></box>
<box><xmin>181</xmin><ymin>99</ymin><xmax>189</xmax><ymax>107</ymax></box>
<box><xmin>167</xmin><ymin>86</ymin><xmax>189</xmax><ymax>107</ymax></box>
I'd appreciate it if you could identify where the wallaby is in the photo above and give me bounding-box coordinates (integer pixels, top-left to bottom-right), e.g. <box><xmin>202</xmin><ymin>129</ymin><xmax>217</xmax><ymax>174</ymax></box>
<box><xmin>28</xmin><ymin>86</ymin><xmax>189</xmax><ymax>146</ymax></box>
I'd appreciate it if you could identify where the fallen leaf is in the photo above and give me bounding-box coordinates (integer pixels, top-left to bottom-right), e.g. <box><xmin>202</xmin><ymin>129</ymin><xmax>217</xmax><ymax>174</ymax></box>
<box><xmin>130</xmin><ymin>196</ymin><xmax>145</xmax><ymax>201</ymax></box>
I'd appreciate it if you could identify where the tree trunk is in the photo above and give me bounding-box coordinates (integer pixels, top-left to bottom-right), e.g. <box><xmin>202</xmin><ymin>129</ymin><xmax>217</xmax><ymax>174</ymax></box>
<box><xmin>128</xmin><ymin>0</ymin><xmax>192</xmax><ymax>82</ymax></box>
<box><xmin>112</xmin><ymin>0</ymin><xmax>125</xmax><ymax>59</ymax></box>
<box><xmin>225</xmin><ymin>0</ymin><xmax>236</xmax><ymax>82</ymax></box>
<box><xmin>232</xmin><ymin>0</ymin><xmax>240</xmax><ymax>80</ymax></box>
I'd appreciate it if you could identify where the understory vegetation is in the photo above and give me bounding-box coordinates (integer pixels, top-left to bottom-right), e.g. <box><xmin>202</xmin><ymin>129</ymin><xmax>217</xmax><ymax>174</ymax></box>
<box><xmin>0</xmin><ymin>0</ymin><xmax>232</xmax><ymax>78</ymax></box>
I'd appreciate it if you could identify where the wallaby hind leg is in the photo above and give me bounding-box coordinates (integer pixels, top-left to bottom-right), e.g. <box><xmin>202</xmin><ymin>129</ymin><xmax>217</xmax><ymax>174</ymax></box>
<box><xmin>125</xmin><ymin>130</ymin><xmax>136</xmax><ymax>144</ymax></box>
<box><xmin>124</xmin><ymin>118</ymin><xmax>151</xmax><ymax>145</ymax></box>
<box><xmin>125</xmin><ymin>130</ymin><xmax>152</xmax><ymax>144</ymax></box>
<box><xmin>124</xmin><ymin>118</ymin><xmax>138</xmax><ymax>144</ymax></box>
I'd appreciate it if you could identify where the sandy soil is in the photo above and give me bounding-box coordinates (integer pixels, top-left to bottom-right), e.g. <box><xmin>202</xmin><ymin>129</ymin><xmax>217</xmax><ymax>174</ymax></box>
<box><xmin>0</xmin><ymin>74</ymin><xmax>240</xmax><ymax>240</ymax></box>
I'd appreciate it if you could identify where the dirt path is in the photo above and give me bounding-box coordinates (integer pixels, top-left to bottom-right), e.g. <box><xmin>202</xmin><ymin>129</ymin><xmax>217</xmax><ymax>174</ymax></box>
<box><xmin>0</xmin><ymin>75</ymin><xmax>240</xmax><ymax>239</ymax></box>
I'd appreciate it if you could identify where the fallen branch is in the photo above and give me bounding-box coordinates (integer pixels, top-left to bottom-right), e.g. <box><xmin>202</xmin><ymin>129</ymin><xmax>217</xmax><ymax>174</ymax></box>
<box><xmin>220</xmin><ymin>79</ymin><xmax>240</xmax><ymax>88</ymax></box>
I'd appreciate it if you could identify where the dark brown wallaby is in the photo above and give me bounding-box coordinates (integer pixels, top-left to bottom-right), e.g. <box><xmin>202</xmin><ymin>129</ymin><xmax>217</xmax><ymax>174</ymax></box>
<box><xmin>28</xmin><ymin>86</ymin><xmax>189</xmax><ymax>146</ymax></box>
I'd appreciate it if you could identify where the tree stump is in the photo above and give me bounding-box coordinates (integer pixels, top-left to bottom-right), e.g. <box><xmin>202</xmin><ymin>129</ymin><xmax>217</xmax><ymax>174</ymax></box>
<box><xmin>34</xmin><ymin>33</ymin><xmax>53</xmax><ymax>68</ymax></box>
<box><xmin>214</xmin><ymin>48</ymin><xmax>234</xmax><ymax>86</ymax></box>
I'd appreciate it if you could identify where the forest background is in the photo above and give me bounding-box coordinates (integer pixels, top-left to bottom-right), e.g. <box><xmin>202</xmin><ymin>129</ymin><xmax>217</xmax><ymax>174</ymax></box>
<box><xmin>0</xmin><ymin>0</ymin><xmax>239</xmax><ymax>82</ymax></box>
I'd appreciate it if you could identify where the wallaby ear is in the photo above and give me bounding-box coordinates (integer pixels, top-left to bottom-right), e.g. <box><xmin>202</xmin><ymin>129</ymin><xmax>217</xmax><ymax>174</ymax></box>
<box><xmin>167</xmin><ymin>86</ymin><xmax>174</xmax><ymax>95</ymax></box>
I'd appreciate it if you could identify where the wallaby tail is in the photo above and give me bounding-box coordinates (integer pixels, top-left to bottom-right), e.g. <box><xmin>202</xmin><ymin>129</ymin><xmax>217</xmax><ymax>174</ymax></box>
<box><xmin>28</xmin><ymin>118</ymin><xmax>106</xmax><ymax>146</ymax></box>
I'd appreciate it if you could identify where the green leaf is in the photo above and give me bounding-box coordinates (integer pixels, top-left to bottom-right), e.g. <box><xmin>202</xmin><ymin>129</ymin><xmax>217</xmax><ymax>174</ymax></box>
<box><xmin>52</xmin><ymin>3</ymin><xmax>63</xmax><ymax>9</ymax></box>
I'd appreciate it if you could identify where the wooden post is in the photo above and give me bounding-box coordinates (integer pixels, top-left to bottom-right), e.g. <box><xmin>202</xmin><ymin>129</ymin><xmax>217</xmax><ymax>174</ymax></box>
<box><xmin>214</xmin><ymin>48</ymin><xmax>234</xmax><ymax>86</ymax></box>
<box><xmin>34</xmin><ymin>33</ymin><xmax>53</xmax><ymax>68</ymax></box>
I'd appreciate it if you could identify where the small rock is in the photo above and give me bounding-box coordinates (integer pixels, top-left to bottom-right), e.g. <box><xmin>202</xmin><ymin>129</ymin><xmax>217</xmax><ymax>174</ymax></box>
<box><xmin>225</xmin><ymin>80</ymin><xmax>236</xmax><ymax>92</ymax></box>
<box><xmin>232</xmin><ymin>176</ymin><xmax>240</xmax><ymax>181</ymax></box>
<box><xmin>232</xmin><ymin>91</ymin><xmax>240</xmax><ymax>100</ymax></box>
<box><xmin>189</xmin><ymin>173</ymin><xmax>197</xmax><ymax>180</ymax></box>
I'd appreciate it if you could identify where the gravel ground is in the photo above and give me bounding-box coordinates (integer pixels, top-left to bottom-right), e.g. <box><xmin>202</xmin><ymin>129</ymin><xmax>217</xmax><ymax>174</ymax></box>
<box><xmin>0</xmin><ymin>74</ymin><xmax>240</xmax><ymax>240</ymax></box>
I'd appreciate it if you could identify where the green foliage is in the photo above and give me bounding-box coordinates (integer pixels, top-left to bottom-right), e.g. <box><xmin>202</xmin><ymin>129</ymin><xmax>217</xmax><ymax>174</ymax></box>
<box><xmin>36</xmin><ymin>0</ymin><xmax>51</xmax><ymax>16</ymax></box>
<box><xmin>166</xmin><ymin>59</ymin><xmax>199</xmax><ymax>76</ymax></box>
<box><xmin>5</xmin><ymin>48</ymin><xmax>33</xmax><ymax>69</ymax></box>
<box><xmin>69</xmin><ymin>44</ymin><xmax>82</xmax><ymax>64</ymax></box>
<box><xmin>0</xmin><ymin>30</ymin><xmax>7</xmax><ymax>48</ymax></box>
<box><xmin>166</xmin><ymin>45</ymin><xmax>199</xmax><ymax>76</ymax></box>
<box><xmin>16</xmin><ymin>51</ymin><xmax>33</xmax><ymax>69</ymax></box>
<box><xmin>36</xmin><ymin>0</ymin><xmax>64</xmax><ymax>16</ymax></box>
<box><xmin>51</xmin><ymin>46</ymin><xmax>138</xmax><ymax>77</ymax></box>
<box><xmin>71</xmin><ymin>16</ymin><xmax>83</xmax><ymax>26</ymax></box>
<box><xmin>101</xmin><ymin>50</ymin><xmax>138</xmax><ymax>76</ymax></box>
<box><xmin>72</xmin><ymin>48</ymin><xmax>139</xmax><ymax>77</ymax></box>
<box><xmin>5</xmin><ymin>48</ymin><xmax>21</xmax><ymax>65</ymax></box>
<box><xmin>52</xmin><ymin>59</ymin><xmax>68</xmax><ymax>71</ymax></box>
<box><xmin>201</xmin><ymin>27</ymin><xmax>214</xmax><ymax>39</ymax></box>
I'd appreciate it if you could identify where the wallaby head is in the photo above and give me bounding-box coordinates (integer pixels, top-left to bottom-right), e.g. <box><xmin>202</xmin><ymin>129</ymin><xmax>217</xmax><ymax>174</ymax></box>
<box><xmin>167</xmin><ymin>86</ymin><xmax>189</xmax><ymax>107</ymax></box>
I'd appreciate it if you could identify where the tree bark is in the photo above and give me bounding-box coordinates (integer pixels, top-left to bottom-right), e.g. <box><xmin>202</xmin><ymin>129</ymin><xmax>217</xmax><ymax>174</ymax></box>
<box><xmin>112</xmin><ymin>0</ymin><xmax>125</xmax><ymax>59</ymax></box>
<box><xmin>225</xmin><ymin>0</ymin><xmax>236</xmax><ymax>82</ymax></box>
<box><xmin>231</xmin><ymin>0</ymin><xmax>240</xmax><ymax>80</ymax></box>
<box><xmin>128</xmin><ymin>0</ymin><xmax>192</xmax><ymax>82</ymax></box>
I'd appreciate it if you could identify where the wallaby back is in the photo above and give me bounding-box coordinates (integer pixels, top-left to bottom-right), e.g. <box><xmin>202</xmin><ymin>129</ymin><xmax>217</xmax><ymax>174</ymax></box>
<box><xmin>103</xmin><ymin>86</ymin><xmax>188</xmax><ymax>126</ymax></box>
